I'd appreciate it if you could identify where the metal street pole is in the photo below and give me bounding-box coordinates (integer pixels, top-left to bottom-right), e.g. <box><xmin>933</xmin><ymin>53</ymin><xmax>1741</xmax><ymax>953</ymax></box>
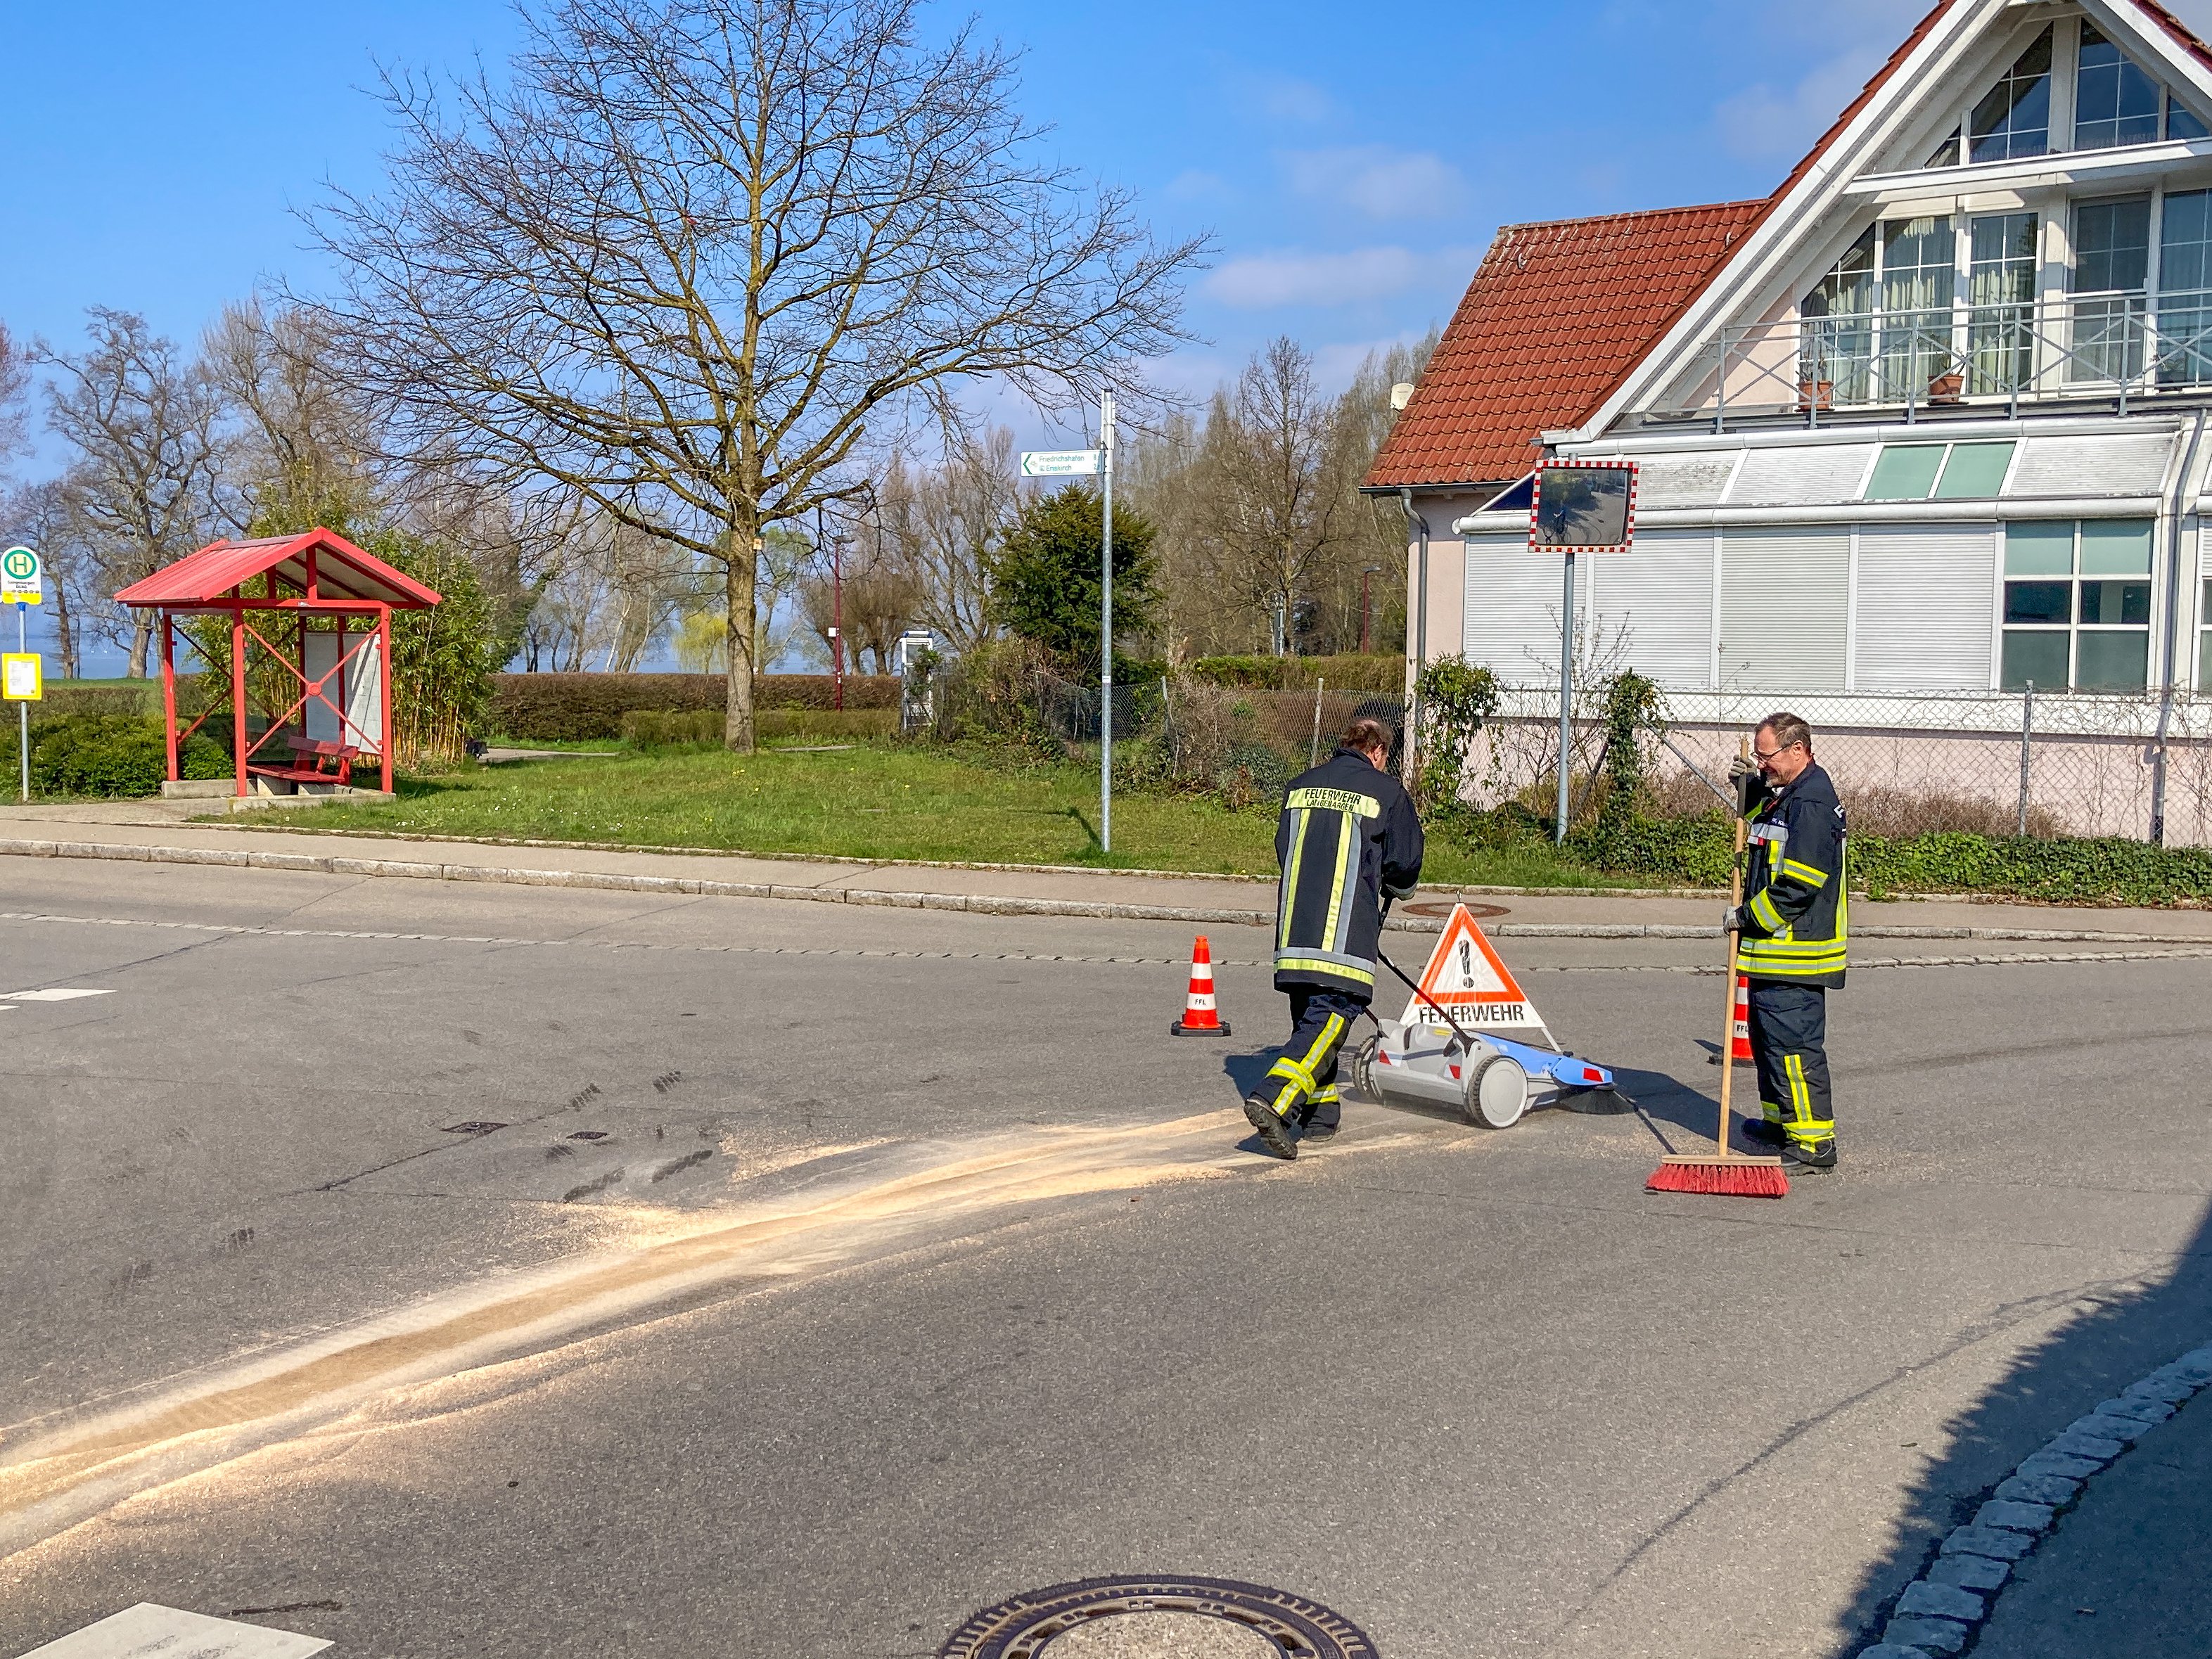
<box><xmin>1555</xmin><ymin>551</ymin><xmax>1575</xmax><ymax>843</ymax></box>
<box><xmin>16</xmin><ymin>602</ymin><xmax>27</xmax><ymax>802</ymax></box>
<box><xmin>832</xmin><ymin>536</ymin><xmax>848</xmax><ymax>710</ymax></box>
<box><xmin>1360</xmin><ymin>565</ymin><xmax>1380</xmax><ymax>655</ymax></box>
<box><xmin>1099</xmin><ymin>387</ymin><xmax>1115</xmax><ymax>855</ymax></box>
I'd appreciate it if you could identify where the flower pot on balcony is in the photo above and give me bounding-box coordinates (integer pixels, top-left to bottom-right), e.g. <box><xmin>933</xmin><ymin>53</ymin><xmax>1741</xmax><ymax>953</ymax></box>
<box><xmin>1796</xmin><ymin>378</ymin><xmax>1834</xmax><ymax>411</ymax></box>
<box><xmin>1927</xmin><ymin>371</ymin><xmax>1965</xmax><ymax>404</ymax></box>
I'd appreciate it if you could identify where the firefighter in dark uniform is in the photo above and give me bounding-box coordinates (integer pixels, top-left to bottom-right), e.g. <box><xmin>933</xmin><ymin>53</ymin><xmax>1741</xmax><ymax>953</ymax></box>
<box><xmin>1725</xmin><ymin>711</ymin><xmax>1848</xmax><ymax>1172</ymax></box>
<box><xmin>1244</xmin><ymin>716</ymin><xmax>1424</xmax><ymax>1160</ymax></box>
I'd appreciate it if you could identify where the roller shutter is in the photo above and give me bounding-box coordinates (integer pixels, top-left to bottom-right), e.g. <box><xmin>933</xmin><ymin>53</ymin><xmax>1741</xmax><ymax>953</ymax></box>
<box><xmin>1463</xmin><ymin>532</ymin><xmax>1569</xmax><ymax>686</ymax></box>
<box><xmin>1719</xmin><ymin>527</ymin><xmax>1848</xmax><ymax>691</ymax></box>
<box><xmin>1585</xmin><ymin>529</ymin><xmax>1714</xmax><ymax>689</ymax></box>
<box><xmin>1852</xmin><ymin>523</ymin><xmax>1997</xmax><ymax>690</ymax></box>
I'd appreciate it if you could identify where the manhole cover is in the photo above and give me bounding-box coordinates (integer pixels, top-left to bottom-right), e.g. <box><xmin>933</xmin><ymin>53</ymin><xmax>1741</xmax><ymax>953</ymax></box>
<box><xmin>1398</xmin><ymin>899</ymin><xmax>1507</xmax><ymax>920</ymax></box>
<box><xmin>940</xmin><ymin>1576</ymin><xmax>1377</xmax><ymax>1659</ymax></box>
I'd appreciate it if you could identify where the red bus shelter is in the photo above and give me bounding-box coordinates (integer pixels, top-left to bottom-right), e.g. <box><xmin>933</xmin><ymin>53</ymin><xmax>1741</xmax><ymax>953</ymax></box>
<box><xmin>115</xmin><ymin>528</ymin><xmax>442</xmax><ymax>798</ymax></box>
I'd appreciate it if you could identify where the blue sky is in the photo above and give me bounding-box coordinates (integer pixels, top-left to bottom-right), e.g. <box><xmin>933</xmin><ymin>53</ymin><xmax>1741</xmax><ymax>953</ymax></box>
<box><xmin>9</xmin><ymin>0</ymin><xmax>2212</xmax><ymax>665</ymax></box>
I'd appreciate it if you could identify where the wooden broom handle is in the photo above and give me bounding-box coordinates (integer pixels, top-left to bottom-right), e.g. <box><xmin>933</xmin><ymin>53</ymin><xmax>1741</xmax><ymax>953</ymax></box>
<box><xmin>1716</xmin><ymin>740</ymin><xmax>1751</xmax><ymax>1158</ymax></box>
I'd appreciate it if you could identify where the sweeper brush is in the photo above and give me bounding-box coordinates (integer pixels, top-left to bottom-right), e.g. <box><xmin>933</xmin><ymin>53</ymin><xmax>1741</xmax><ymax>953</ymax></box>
<box><xmin>1647</xmin><ymin>741</ymin><xmax>1789</xmax><ymax>1200</ymax></box>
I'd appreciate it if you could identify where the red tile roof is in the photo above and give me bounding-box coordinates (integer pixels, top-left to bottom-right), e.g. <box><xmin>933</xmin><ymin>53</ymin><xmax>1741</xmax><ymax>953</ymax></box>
<box><xmin>1365</xmin><ymin>0</ymin><xmax>2212</xmax><ymax>492</ymax></box>
<box><xmin>115</xmin><ymin>529</ymin><xmax>442</xmax><ymax>608</ymax></box>
<box><xmin>1365</xmin><ymin>200</ymin><xmax>1767</xmax><ymax>489</ymax></box>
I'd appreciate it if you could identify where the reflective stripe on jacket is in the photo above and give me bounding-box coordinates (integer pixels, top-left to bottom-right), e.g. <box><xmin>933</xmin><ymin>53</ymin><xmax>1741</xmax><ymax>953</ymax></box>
<box><xmin>1734</xmin><ymin>761</ymin><xmax>1848</xmax><ymax>989</ymax></box>
<box><xmin>1272</xmin><ymin>748</ymin><xmax>1425</xmax><ymax>994</ymax></box>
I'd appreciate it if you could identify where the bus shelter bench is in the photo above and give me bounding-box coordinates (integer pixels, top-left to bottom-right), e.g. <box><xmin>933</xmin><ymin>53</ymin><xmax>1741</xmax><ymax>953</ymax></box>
<box><xmin>248</xmin><ymin>736</ymin><xmax>360</xmax><ymax>787</ymax></box>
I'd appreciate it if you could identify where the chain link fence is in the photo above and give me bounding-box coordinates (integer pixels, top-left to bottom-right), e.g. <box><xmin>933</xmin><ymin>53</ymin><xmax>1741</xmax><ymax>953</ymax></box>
<box><xmin>1456</xmin><ymin>684</ymin><xmax>2212</xmax><ymax>846</ymax></box>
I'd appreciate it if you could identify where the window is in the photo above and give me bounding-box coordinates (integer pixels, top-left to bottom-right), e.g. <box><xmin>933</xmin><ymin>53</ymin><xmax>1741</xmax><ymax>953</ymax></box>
<box><xmin>2158</xmin><ymin>189</ymin><xmax>2212</xmax><ymax>385</ymax></box>
<box><xmin>2200</xmin><ymin>578</ymin><xmax>2212</xmax><ymax>691</ymax></box>
<box><xmin>2074</xmin><ymin>22</ymin><xmax>2162</xmax><ymax>149</ymax></box>
<box><xmin>1881</xmin><ymin>216</ymin><xmax>1956</xmax><ymax>398</ymax></box>
<box><xmin>1971</xmin><ymin>26</ymin><xmax>2054</xmax><ymax>162</ymax></box>
<box><xmin>2173</xmin><ymin>101</ymin><xmax>2211</xmax><ymax>141</ymax></box>
<box><xmin>2000</xmin><ymin>520</ymin><xmax>2153</xmax><ymax>691</ymax></box>
<box><xmin>1864</xmin><ymin>441</ymin><xmax>2016</xmax><ymax>501</ymax></box>
<box><xmin>1968</xmin><ymin>212</ymin><xmax>2037</xmax><ymax>392</ymax></box>
<box><xmin>1924</xmin><ymin>126</ymin><xmax>1962</xmax><ymax>169</ymax></box>
<box><xmin>1801</xmin><ymin>226</ymin><xmax>1875</xmax><ymax>403</ymax></box>
<box><xmin>2071</xmin><ymin>196</ymin><xmax>2152</xmax><ymax>381</ymax></box>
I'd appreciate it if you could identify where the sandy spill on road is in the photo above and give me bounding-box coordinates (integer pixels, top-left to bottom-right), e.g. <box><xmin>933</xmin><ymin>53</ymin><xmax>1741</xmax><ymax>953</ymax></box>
<box><xmin>0</xmin><ymin>1108</ymin><xmax>1417</xmax><ymax>1558</ymax></box>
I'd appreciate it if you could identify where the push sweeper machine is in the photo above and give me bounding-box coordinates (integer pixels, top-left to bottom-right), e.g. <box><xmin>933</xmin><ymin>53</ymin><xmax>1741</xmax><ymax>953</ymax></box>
<box><xmin>1350</xmin><ymin>903</ymin><xmax>1622</xmax><ymax>1129</ymax></box>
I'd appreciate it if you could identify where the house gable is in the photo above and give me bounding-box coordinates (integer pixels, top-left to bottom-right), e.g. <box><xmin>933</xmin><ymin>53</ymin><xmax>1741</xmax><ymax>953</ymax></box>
<box><xmin>1571</xmin><ymin>0</ymin><xmax>2212</xmax><ymax>440</ymax></box>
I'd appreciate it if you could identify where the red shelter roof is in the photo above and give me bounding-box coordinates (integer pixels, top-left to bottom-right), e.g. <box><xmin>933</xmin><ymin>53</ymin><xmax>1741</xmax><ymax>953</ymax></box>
<box><xmin>115</xmin><ymin>528</ymin><xmax>442</xmax><ymax>609</ymax></box>
<box><xmin>1365</xmin><ymin>200</ymin><xmax>1767</xmax><ymax>490</ymax></box>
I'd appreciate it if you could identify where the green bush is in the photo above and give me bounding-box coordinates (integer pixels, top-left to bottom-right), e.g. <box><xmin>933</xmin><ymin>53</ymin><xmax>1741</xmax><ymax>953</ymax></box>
<box><xmin>490</xmin><ymin>673</ymin><xmax>902</xmax><ymax>741</ymax></box>
<box><xmin>1187</xmin><ymin>653</ymin><xmax>1405</xmax><ymax>691</ymax></box>
<box><xmin>39</xmin><ymin>684</ymin><xmax>158</xmax><ymax>718</ymax></box>
<box><xmin>0</xmin><ymin>715</ymin><xmax>229</xmax><ymax>798</ymax></box>
<box><xmin>1554</xmin><ymin>808</ymin><xmax>2212</xmax><ymax>905</ymax></box>
<box><xmin>620</xmin><ymin>705</ymin><xmax>898</xmax><ymax>750</ymax></box>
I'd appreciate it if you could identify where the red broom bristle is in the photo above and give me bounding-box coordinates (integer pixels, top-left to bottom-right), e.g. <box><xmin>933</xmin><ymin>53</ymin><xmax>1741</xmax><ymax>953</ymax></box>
<box><xmin>1645</xmin><ymin>1161</ymin><xmax>1790</xmax><ymax>1198</ymax></box>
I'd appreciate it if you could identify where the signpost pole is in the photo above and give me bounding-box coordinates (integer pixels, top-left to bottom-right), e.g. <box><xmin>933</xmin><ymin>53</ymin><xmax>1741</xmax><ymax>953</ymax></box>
<box><xmin>15</xmin><ymin>602</ymin><xmax>26</xmax><ymax>804</ymax></box>
<box><xmin>1554</xmin><ymin>551</ymin><xmax>1575</xmax><ymax>845</ymax></box>
<box><xmin>1099</xmin><ymin>387</ymin><xmax>1115</xmax><ymax>856</ymax></box>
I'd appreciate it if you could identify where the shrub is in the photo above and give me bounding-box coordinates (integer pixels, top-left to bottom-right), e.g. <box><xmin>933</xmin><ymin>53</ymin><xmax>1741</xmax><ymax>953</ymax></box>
<box><xmin>0</xmin><ymin>715</ymin><xmax>229</xmax><ymax>798</ymax></box>
<box><xmin>489</xmin><ymin>672</ymin><xmax>901</xmax><ymax>740</ymax></box>
<box><xmin>39</xmin><ymin>684</ymin><xmax>157</xmax><ymax>718</ymax></box>
<box><xmin>1187</xmin><ymin>653</ymin><xmax>1405</xmax><ymax>691</ymax></box>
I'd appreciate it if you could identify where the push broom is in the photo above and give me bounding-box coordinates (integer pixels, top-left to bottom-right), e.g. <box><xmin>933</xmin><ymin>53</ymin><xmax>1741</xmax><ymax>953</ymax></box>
<box><xmin>1647</xmin><ymin>742</ymin><xmax>1788</xmax><ymax>1199</ymax></box>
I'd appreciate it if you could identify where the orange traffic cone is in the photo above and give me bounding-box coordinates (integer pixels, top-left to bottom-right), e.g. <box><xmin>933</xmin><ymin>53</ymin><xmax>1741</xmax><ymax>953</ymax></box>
<box><xmin>1728</xmin><ymin>973</ymin><xmax>1754</xmax><ymax>1063</ymax></box>
<box><xmin>1170</xmin><ymin>935</ymin><xmax>1231</xmax><ymax>1035</ymax></box>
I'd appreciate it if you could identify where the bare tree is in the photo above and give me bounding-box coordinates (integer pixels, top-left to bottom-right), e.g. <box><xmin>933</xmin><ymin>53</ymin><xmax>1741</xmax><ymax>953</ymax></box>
<box><xmin>1199</xmin><ymin>338</ymin><xmax>1350</xmax><ymax>655</ymax></box>
<box><xmin>36</xmin><ymin>309</ymin><xmax>241</xmax><ymax>676</ymax></box>
<box><xmin>203</xmin><ymin>297</ymin><xmax>381</xmax><ymax>534</ymax></box>
<box><xmin>0</xmin><ymin>479</ymin><xmax>101</xmax><ymax>677</ymax></box>
<box><xmin>0</xmin><ymin>320</ymin><xmax>30</xmax><ymax>481</ymax></box>
<box><xmin>875</xmin><ymin>427</ymin><xmax>1014</xmax><ymax>651</ymax></box>
<box><xmin>308</xmin><ymin>0</ymin><xmax>1204</xmax><ymax>749</ymax></box>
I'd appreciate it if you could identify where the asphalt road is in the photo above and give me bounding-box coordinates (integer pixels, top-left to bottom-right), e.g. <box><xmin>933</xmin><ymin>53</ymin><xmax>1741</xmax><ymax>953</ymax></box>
<box><xmin>1</xmin><ymin>859</ymin><xmax>2208</xmax><ymax>1659</ymax></box>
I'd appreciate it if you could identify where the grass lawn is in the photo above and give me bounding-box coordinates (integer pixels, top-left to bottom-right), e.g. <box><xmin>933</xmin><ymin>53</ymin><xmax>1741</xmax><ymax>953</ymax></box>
<box><xmin>282</xmin><ymin>742</ymin><xmax>1637</xmax><ymax>885</ymax></box>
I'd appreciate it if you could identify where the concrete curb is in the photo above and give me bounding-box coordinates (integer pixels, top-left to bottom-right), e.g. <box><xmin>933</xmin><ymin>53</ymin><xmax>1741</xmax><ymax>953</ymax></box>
<box><xmin>1855</xmin><ymin>1339</ymin><xmax>2212</xmax><ymax>1658</ymax></box>
<box><xmin>6</xmin><ymin>836</ymin><xmax>2212</xmax><ymax>944</ymax></box>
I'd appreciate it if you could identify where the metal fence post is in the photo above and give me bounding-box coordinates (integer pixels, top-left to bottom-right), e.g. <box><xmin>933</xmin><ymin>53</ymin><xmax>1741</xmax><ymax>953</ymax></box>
<box><xmin>2016</xmin><ymin>680</ymin><xmax>2035</xmax><ymax>838</ymax></box>
<box><xmin>1309</xmin><ymin>677</ymin><xmax>1325</xmax><ymax>767</ymax></box>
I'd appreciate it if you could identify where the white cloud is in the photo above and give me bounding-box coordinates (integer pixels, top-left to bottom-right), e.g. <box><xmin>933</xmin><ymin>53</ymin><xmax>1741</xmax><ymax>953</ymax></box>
<box><xmin>1162</xmin><ymin>168</ymin><xmax>1233</xmax><ymax>204</ymax></box>
<box><xmin>1228</xmin><ymin>69</ymin><xmax>1338</xmax><ymax>124</ymax></box>
<box><xmin>1204</xmin><ymin>246</ymin><xmax>1481</xmax><ymax>309</ymax></box>
<box><xmin>1715</xmin><ymin>49</ymin><xmax>1887</xmax><ymax>163</ymax></box>
<box><xmin>1282</xmin><ymin>145</ymin><xmax>1469</xmax><ymax>221</ymax></box>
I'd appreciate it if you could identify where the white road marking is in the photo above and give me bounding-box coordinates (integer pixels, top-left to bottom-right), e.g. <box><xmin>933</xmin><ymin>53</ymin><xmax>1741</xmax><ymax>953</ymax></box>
<box><xmin>0</xmin><ymin>987</ymin><xmax>115</xmax><ymax>1001</ymax></box>
<box><xmin>17</xmin><ymin>1603</ymin><xmax>331</xmax><ymax>1658</ymax></box>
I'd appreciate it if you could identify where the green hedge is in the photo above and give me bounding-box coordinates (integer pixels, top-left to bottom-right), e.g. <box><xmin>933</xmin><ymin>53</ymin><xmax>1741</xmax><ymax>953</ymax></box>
<box><xmin>1185</xmin><ymin>654</ymin><xmax>1405</xmax><ymax>691</ymax></box>
<box><xmin>620</xmin><ymin>706</ymin><xmax>897</xmax><ymax>749</ymax></box>
<box><xmin>1556</xmin><ymin>810</ymin><xmax>2212</xmax><ymax>906</ymax></box>
<box><xmin>0</xmin><ymin>714</ymin><xmax>229</xmax><ymax>798</ymax></box>
<box><xmin>488</xmin><ymin>672</ymin><xmax>901</xmax><ymax>740</ymax></box>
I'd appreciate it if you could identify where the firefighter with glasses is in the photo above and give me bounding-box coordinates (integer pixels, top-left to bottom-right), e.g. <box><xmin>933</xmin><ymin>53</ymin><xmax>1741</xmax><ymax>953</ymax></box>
<box><xmin>1725</xmin><ymin>711</ymin><xmax>1848</xmax><ymax>1172</ymax></box>
<box><xmin>1244</xmin><ymin>716</ymin><xmax>1424</xmax><ymax>1160</ymax></box>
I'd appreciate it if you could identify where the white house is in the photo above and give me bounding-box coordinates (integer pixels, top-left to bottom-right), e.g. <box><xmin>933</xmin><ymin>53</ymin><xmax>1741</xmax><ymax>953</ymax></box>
<box><xmin>1370</xmin><ymin>0</ymin><xmax>2212</xmax><ymax>841</ymax></box>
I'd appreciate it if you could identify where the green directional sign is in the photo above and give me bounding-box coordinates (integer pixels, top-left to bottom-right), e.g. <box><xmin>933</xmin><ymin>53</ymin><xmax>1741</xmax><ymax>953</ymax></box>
<box><xmin>1</xmin><ymin>546</ymin><xmax>40</xmax><ymax>606</ymax></box>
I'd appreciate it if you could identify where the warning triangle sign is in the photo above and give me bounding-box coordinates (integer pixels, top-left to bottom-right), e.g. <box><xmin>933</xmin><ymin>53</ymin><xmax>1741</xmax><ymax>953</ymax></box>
<box><xmin>1400</xmin><ymin>904</ymin><xmax>1551</xmax><ymax>1038</ymax></box>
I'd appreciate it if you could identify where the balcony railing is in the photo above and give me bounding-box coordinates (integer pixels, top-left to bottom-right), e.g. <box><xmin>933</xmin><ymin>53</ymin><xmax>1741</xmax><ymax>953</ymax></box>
<box><xmin>1692</xmin><ymin>289</ymin><xmax>2212</xmax><ymax>428</ymax></box>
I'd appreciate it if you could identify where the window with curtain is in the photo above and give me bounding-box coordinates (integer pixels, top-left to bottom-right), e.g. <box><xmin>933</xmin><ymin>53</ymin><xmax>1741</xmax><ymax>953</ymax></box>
<box><xmin>1968</xmin><ymin>212</ymin><xmax>2037</xmax><ymax>393</ymax></box>
<box><xmin>1800</xmin><ymin>226</ymin><xmax>1876</xmax><ymax>403</ymax></box>
<box><xmin>2074</xmin><ymin>21</ymin><xmax>2162</xmax><ymax>149</ymax></box>
<box><xmin>2158</xmin><ymin>189</ymin><xmax>2212</xmax><ymax>385</ymax></box>
<box><xmin>2070</xmin><ymin>196</ymin><xmax>2152</xmax><ymax>382</ymax></box>
<box><xmin>1971</xmin><ymin>26</ymin><xmax>2054</xmax><ymax>162</ymax></box>
<box><xmin>2000</xmin><ymin>520</ymin><xmax>2153</xmax><ymax>691</ymax></box>
<box><xmin>1881</xmin><ymin>216</ymin><xmax>1956</xmax><ymax>399</ymax></box>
